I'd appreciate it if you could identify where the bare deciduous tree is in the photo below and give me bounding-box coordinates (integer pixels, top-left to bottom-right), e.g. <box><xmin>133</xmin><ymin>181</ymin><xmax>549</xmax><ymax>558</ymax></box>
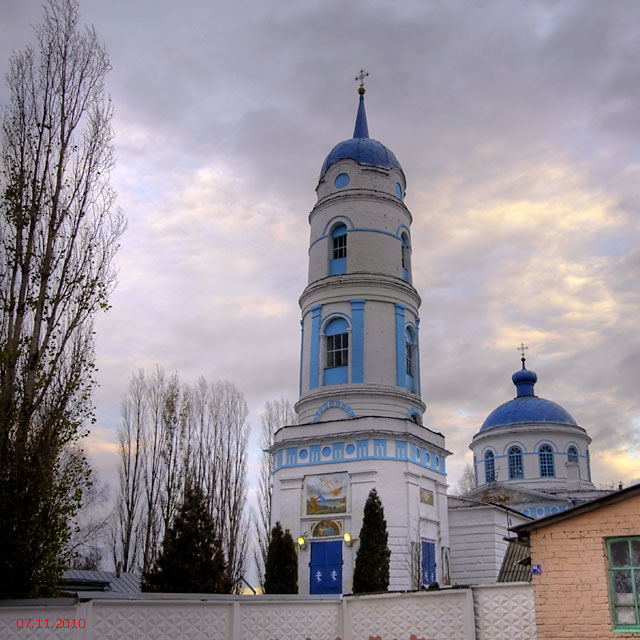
<box><xmin>0</xmin><ymin>0</ymin><xmax>124</xmax><ymax>598</ymax></box>
<box><xmin>253</xmin><ymin>398</ymin><xmax>297</xmax><ymax>588</ymax></box>
<box><xmin>112</xmin><ymin>369</ymin><xmax>250</xmax><ymax>591</ymax></box>
<box><xmin>456</xmin><ymin>463</ymin><xmax>476</xmax><ymax>495</ymax></box>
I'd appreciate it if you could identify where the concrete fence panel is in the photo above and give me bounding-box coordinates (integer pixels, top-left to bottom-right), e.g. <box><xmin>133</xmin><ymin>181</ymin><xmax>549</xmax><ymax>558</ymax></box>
<box><xmin>1</xmin><ymin>584</ymin><xmax>535</xmax><ymax>640</ymax></box>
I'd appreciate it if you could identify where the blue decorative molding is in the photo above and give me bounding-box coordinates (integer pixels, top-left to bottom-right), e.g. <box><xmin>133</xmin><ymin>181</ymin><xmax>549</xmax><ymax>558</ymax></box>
<box><xmin>309</xmin><ymin>305</ymin><xmax>323</xmax><ymax>390</ymax></box>
<box><xmin>272</xmin><ymin>437</ymin><xmax>447</xmax><ymax>476</ymax></box>
<box><xmin>374</xmin><ymin>439</ymin><xmax>387</xmax><ymax>457</ymax></box>
<box><xmin>311</xmin><ymin>225</ymin><xmax>409</xmax><ymax>250</ymax></box>
<box><xmin>351</xmin><ymin>299</ymin><xmax>365</xmax><ymax>383</ymax></box>
<box><xmin>395</xmin><ymin>304</ymin><xmax>406</xmax><ymax>388</ymax></box>
<box><xmin>321</xmin><ymin>215</ymin><xmax>356</xmax><ymax>236</ymax></box>
<box><xmin>313</xmin><ymin>399</ymin><xmax>356</xmax><ymax>422</ymax></box>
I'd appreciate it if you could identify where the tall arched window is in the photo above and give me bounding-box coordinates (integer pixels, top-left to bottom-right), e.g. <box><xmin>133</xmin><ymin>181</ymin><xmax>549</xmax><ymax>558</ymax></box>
<box><xmin>323</xmin><ymin>317</ymin><xmax>348</xmax><ymax>385</ymax></box>
<box><xmin>485</xmin><ymin>451</ymin><xmax>495</xmax><ymax>483</ymax></box>
<box><xmin>567</xmin><ymin>446</ymin><xmax>578</xmax><ymax>463</ymax></box>
<box><xmin>330</xmin><ymin>224</ymin><xmax>347</xmax><ymax>275</ymax></box>
<box><xmin>508</xmin><ymin>446</ymin><xmax>524</xmax><ymax>479</ymax></box>
<box><xmin>539</xmin><ymin>444</ymin><xmax>555</xmax><ymax>477</ymax></box>
<box><xmin>401</xmin><ymin>232</ymin><xmax>411</xmax><ymax>282</ymax></box>
<box><xmin>405</xmin><ymin>327</ymin><xmax>415</xmax><ymax>391</ymax></box>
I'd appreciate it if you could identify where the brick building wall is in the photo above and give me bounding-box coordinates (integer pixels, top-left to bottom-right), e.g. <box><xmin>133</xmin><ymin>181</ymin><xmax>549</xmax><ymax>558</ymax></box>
<box><xmin>529</xmin><ymin>493</ymin><xmax>640</xmax><ymax>639</ymax></box>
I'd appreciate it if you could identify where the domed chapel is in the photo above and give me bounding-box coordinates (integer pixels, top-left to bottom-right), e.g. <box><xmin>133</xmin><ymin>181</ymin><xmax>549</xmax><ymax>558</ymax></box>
<box><xmin>270</xmin><ymin>78</ymin><xmax>608</xmax><ymax>594</ymax></box>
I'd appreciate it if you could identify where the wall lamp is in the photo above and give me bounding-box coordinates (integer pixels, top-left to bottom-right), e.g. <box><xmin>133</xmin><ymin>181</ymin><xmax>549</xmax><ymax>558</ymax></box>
<box><xmin>343</xmin><ymin>532</ymin><xmax>354</xmax><ymax>546</ymax></box>
<box><xmin>297</xmin><ymin>533</ymin><xmax>308</xmax><ymax>550</ymax></box>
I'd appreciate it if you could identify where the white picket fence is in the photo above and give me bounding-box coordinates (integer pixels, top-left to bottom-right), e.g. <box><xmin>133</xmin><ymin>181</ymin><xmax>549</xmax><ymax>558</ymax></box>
<box><xmin>1</xmin><ymin>583</ymin><xmax>535</xmax><ymax>640</ymax></box>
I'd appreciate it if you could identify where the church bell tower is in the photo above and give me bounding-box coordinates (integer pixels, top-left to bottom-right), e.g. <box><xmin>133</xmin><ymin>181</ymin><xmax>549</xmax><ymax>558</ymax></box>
<box><xmin>271</xmin><ymin>77</ymin><xmax>450</xmax><ymax>594</ymax></box>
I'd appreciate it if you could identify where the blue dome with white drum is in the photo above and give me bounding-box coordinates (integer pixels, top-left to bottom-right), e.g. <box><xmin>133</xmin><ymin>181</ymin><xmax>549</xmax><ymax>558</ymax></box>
<box><xmin>319</xmin><ymin>88</ymin><xmax>402</xmax><ymax>180</ymax></box>
<box><xmin>480</xmin><ymin>360</ymin><xmax>577</xmax><ymax>432</ymax></box>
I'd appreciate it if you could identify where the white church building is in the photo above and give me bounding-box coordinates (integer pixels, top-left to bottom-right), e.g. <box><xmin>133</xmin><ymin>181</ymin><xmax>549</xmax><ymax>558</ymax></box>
<box><xmin>270</xmin><ymin>81</ymin><xmax>608</xmax><ymax>595</ymax></box>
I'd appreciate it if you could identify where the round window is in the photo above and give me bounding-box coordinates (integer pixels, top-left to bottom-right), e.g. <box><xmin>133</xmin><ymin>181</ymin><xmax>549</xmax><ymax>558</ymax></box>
<box><xmin>322</xmin><ymin>446</ymin><xmax>332</xmax><ymax>457</ymax></box>
<box><xmin>299</xmin><ymin>449</ymin><xmax>308</xmax><ymax>460</ymax></box>
<box><xmin>334</xmin><ymin>173</ymin><xmax>350</xmax><ymax>189</ymax></box>
<box><xmin>346</xmin><ymin>444</ymin><xmax>355</xmax><ymax>455</ymax></box>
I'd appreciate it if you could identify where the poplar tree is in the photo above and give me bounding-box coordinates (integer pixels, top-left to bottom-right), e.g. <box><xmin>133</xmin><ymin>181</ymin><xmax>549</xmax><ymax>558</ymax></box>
<box><xmin>264</xmin><ymin>522</ymin><xmax>298</xmax><ymax>594</ymax></box>
<box><xmin>352</xmin><ymin>489</ymin><xmax>391</xmax><ymax>593</ymax></box>
<box><xmin>0</xmin><ymin>0</ymin><xmax>124</xmax><ymax>598</ymax></box>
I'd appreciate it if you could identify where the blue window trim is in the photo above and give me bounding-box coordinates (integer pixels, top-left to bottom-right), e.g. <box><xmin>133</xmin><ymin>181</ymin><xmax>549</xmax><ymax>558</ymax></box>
<box><xmin>567</xmin><ymin>445</ymin><xmax>579</xmax><ymax>463</ymax></box>
<box><xmin>330</xmin><ymin>223</ymin><xmax>347</xmax><ymax>275</ymax></box>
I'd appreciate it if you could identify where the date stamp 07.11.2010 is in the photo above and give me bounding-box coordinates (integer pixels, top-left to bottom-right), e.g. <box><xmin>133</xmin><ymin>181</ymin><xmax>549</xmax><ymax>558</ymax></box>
<box><xmin>16</xmin><ymin>618</ymin><xmax>86</xmax><ymax>630</ymax></box>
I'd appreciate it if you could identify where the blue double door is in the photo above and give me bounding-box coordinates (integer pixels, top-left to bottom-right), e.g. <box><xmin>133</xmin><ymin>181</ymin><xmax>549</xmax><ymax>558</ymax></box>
<box><xmin>310</xmin><ymin>540</ymin><xmax>342</xmax><ymax>594</ymax></box>
<box><xmin>421</xmin><ymin>540</ymin><xmax>436</xmax><ymax>586</ymax></box>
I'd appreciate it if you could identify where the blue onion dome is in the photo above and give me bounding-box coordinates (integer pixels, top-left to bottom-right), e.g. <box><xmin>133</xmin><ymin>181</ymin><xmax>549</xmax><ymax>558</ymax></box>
<box><xmin>319</xmin><ymin>87</ymin><xmax>403</xmax><ymax>180</ymax></box>
<box><xmin>480</xmin><ymin>359</ymin><xmax>577</xmax><ymax>432</ymax></box>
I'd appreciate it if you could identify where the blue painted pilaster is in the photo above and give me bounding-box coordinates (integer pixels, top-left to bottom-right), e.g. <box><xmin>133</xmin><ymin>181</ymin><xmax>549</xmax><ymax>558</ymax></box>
<box><xmin>309</xmin><ymin>305</ymin><xmax>323</xmax><ymax>390</ymax></box>
<box><xmin>395</xmin><ymin>304</ymin><xmax>406</xmax><ymax>388</ymax></box>
<box><xmin>351</xmin><ymin>299</ymin><xmax>365</xmax><ymax>383</ymax></box>
<box><xmin>415</xmin><ymin>316</ymin><xmax>421</xmax><ymax>397</ymax></box>
<box><xmin>299</xmin><ymin>319</ymin><xmax>304</xmax><ymax>396</ymax></box>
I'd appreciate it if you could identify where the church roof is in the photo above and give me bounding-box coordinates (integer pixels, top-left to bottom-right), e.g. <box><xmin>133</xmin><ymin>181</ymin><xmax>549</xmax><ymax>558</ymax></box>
<box><xmin>480</xmin><ymin>360</ymin><xmax>578</xmax><ymax>432</ymax></box>
<box><xmin>319</xmin><ymin>89</ymin><xmax>402</xmax><ymax>180</ymax></box>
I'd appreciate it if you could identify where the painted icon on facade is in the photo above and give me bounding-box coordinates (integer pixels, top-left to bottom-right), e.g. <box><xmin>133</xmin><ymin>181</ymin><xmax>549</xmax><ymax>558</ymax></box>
<box><xmin>311</xmin><ymin>519</ymin><xmax>343</xmax><ymax>538</ymax></box>
<box><xmin>306</xmin><ymin>473</ymin><xmax>348</xmax><ymax>515</ymax></box>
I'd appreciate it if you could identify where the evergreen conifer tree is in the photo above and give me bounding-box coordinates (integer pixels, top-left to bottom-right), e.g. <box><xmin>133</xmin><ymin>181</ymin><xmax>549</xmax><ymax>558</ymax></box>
<box><xmin>142</xmin><ymin>485</ymin><xmax>231</xmax><ymax>593</ymax></box>
<box><xmin>352</xmin><ymin>488</ymin><xmax>390</xmax><ymax>593</ymax></box>
<box><xmin>264</xmin><ymin>521</ymin><xmax>298</xmax><ymax>594</ymax></box>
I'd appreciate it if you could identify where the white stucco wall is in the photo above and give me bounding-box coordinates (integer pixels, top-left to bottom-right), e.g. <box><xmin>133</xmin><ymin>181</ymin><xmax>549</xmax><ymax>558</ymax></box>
<box><xmin>447</xmin><ymin>500</ymin><xmax>530</xmax><ymax>585</ymax></box>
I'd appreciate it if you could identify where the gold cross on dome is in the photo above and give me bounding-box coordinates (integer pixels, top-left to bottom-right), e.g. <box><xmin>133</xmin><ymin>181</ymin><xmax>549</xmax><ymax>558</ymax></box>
<box><xmin>354</xmin><ymin>69</ymin><xmax>369</xmax><ymax>88</ymax></box>
<box><xmin>517</xmin><ymin>343</ymin><xmax>528</xmax><ymax>358</ymax></box>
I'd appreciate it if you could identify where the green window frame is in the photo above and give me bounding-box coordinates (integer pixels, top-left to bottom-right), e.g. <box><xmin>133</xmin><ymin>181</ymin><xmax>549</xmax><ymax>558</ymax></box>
<box><xmin>607</xmin><ymin>536</ymin><xmax>640</xmax><ymax>631</ymax></box>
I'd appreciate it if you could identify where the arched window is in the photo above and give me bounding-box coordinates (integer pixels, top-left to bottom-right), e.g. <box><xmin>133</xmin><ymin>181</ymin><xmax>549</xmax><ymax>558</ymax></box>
<box><xmin>508</xmin><ymin>446</ymin><xmax>524</xmax><ymax>479</ymax></box>
<box><xmin>330</xmin><ymin>224</ymin><xmax>347</xmax><ymax>275</ymax></box>
<box><xmin>405</xmin><ymin>327</ymin><xmax>415</xmax><ymax>391</ymax></box>
<box><xmin>567</xmin><ymin>446</ymin><xmax>578</xmax><ymax>463</ymax></box>
<box><xmin>401</xmin><ymin>232</ymin><xmax>411</xmax><ymax>282</ymax></box>
<box><xmin>323</xmin><ymin>317</ymin><xmax>348</xmax><ymax>385</ymax></box>
<box><xmin>539</xmin><ymin>444</ymin><xmax>555</xmax><ymax>477</ymax></box>
<box><xmin>485</xmin><ymin>451</ymin><xmax>495</xmax><ymax>483</ymax></box>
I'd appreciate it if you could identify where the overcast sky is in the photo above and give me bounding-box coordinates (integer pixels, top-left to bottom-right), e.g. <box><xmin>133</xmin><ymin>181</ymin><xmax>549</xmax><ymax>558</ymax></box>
<box><xmin>2</xmin><ymin>0</ymin><xmax>640</xmax><ymax>509</ymax></box>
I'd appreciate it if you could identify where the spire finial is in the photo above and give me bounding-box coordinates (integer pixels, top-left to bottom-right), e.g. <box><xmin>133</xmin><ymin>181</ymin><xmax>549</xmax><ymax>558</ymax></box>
<box><xmin>355</xmin><ymin>69</ymin><xmax>369</xmax><ymax>95</ymax></box>
<box><xmin>517</xmin><ymin>343</ymin><xmax>528</xmax><ymax>368</ymax></box>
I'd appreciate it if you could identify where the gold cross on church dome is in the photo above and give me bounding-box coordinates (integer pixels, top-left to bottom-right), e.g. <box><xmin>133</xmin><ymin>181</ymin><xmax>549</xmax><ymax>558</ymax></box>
<box><xmin>517</xmin><ymin>343</ymin><xmax>528</xmax><ymax>361</ymax></box>
<box><xmin>354</xmin><ymin>69</ymin><xmax>369</xmax><ymax>94</ymax></box>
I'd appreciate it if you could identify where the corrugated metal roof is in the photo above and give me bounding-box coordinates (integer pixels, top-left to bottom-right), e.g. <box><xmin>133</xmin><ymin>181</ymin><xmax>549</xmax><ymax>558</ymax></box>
<box><xmin>497</xmin><ymin>540</ymin><xmax>531</xmax><ymax>583</ymax></box>
<box><xmin>62</xmin><ymin>570</ymin><xmax>141</xmax><ymax>594</ymax></box>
